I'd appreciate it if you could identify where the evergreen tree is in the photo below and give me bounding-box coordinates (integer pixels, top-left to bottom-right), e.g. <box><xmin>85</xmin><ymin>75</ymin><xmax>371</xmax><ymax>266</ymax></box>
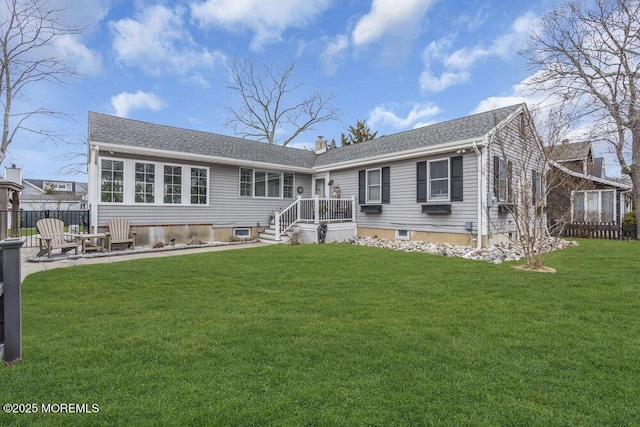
<box><xmin>340</xmin><ymin>120</ymin><xmax>378</xmax><ymax>146</ymax></box>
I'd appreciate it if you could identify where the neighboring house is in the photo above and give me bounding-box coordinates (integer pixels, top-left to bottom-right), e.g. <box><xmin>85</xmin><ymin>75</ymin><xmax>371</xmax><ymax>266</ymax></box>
<box><xmin>3</xmin><ymin>164</ymin><xmax>88</xmax><ymax>211</ymax></box>
<box><xmin>87</xmin><ymin>103</ymin><xmax>545</xmax><ymax>247</ymax></box>
<box><xmin>546</xmin><ymin>141</ymin><xmax>632</xmax><ymax>231</ymax></box>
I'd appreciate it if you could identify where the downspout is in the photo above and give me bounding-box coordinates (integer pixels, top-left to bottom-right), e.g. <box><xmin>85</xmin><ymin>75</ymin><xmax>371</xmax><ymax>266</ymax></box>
<box><xmin>472</xmin><ymin>141</ymin><xmax>483</xmax><ymax>249</ymax></box>
<box><xmin>88</xmin><ymin>144</ymin><xmax>99</xmax><ymax>233</ymax></box>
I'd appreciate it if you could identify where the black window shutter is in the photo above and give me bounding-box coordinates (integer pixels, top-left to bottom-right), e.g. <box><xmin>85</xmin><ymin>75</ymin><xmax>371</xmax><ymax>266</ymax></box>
<box><xmin>493</xmin><ymin>156</ymin><xmax>500</xmax><ymax>199</ymax></box>
<box><xmin>382</xmin><ymin>166</ymin><xmax>390</xmax><ymax>204</ymax></box>
<box><xmin>532</xmin><ymin>170</ymin><xmax>538</xmax><ymax>205</ymax></box>
<box><xmin>358</xmin><ymin>169</ymin><xmax>366</xmax><ymax>205</ymax></box>
<box><xmin>416</xmin><ymin>161</ymin><xmax>427</xmax><ymax>203</ymax></box>
<box><xmin>451</xmin><ymin>156</ymin><xmax>463</xmax><ymax>202</ymax></box>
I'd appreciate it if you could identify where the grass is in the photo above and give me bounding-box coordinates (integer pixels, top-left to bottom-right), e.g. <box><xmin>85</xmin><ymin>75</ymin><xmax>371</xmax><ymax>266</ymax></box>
<box><xmin>1</xmin><ymin>239</ymin><xmax>639</xmax><ymax>425</ymax></box>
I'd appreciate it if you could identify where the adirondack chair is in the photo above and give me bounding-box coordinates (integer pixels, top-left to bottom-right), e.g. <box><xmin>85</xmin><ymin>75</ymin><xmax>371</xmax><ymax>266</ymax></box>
<box><xmin>36</xmin><ymin>218</ymin><xmax>79</xmax><ymax>258</ymax></box>
<box><xmin>106</xmin><ymin>218</ymin><xmax>136</xmax><ymax>251</ymax></box>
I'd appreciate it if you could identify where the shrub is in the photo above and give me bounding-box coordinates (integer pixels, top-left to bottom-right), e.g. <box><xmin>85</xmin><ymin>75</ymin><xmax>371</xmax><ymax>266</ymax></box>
<box><xmin>623</xmin><ymin>211</ymin><xmax>637</xmax><ymax>224</ymax></box>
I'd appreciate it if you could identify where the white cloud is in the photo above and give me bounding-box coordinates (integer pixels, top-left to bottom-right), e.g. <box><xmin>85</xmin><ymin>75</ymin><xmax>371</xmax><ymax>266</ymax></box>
<box><xmin>111</xmin><ymin>91</ymin><xmax>166</xmax><ymax>118</ymax></box>
<box><xmin>368</xmin><ymin>102</ymin><xmax>441</xmax><ymax>130</ymax></box>
<box><xmin>320</xmin><ymin>34</ymin><xmax>349</xmax><ymax>75</ymax></box>
<box><xmin>53</xmin><ymin>34</ymin><xmax>103</xmax><ymax>75</ymax></box>
<box><xmin>191</xmin><ymin>0</ymin><xmax>332</xmax><ymax>51</ymax></box>
<box><xmin>419</xmin><ymin>70</ymin><xmax>470</xmax><ymax>92</ymax></box>
<box><xmin>351</xmin><ymin>0</ymin><xmax>435</xmax><ymax>46</ymax></box>
<box><xmin>420</xmin><ymin>11</ymin><xmax>538</xmax><ymax>92</ymax></box>
<box><xmin>110</xmin><ymin>5</ymin><xmax>225</xmax><ymax>78</ymax></box>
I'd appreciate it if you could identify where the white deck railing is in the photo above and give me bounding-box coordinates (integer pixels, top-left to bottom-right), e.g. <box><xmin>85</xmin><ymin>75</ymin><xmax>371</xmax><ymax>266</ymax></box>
<box><xmin>275</xmin><ymin>196</ymin><xmax>356</xmax><ymax>240</ymax></box>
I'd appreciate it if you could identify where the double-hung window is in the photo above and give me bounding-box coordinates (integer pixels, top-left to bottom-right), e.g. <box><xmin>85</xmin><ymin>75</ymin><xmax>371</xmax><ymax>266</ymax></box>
<box><xmin>366</xmin><ymin>169</ymin><xmax>381</xmax><ymax>203</ymax></box>
<box><xmin>240</xmin><ymin>168</ymin><xmax>253</xmax><ymax>197</ymax></box>
<box><xmin>283</xmin><ymin>173</ymin><xmax>294</xmax><ymax>198</ymax></box>
<box><xmin>164</xmin><ymin>165</ymin><xmax>182</xmax><ymax>204</ymax></box>
<box><xmin>135</xmin><ymin>163</ymin><xmax>155</xmax><ymax>203</ymax></box>
<box><xmin>416</xmin><ymin>157</ymin><xmax>462</xmax><ymax>204</ymax></box>
<box><xmin>428</xmin><ymin>159</ymin><xmax>449</xmax><ymax>201</ymax></box>
<box><xmin>190</xmin><ymin>168</ymin><xmax>208</xmax><ymax>204</ymax></box>
<box><xmin>493</xmin><ymin>156</ymin><xmax>512</xmax><ymax>202</ymax></box>
<box><xmin>101</xmin><ymin>159</ymin><xmax>124</xmax><ymax>203</ymax></box>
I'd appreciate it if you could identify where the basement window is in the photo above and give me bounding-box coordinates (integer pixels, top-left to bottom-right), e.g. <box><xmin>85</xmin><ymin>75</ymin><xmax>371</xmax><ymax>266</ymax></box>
<box><xmin>233</xmin><ymin>228</ymin><xmax>251</xmax><ymax>238</ymax></box>
<box><xmin>395</xmin><ymin>230</ymin><xmax>409</xmax><ymax>240</ymax></box>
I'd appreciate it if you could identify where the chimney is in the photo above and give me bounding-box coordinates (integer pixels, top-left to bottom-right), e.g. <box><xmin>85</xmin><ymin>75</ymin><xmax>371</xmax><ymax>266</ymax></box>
<box><xmin>4</xmin><ymin>164</ymin><xmax>22</xmax><ymax>185</ymax></box>
<box><xmin>315</xmin><ymin>136</ymin><xmax>327</xmax><ymax>154</ymax></box>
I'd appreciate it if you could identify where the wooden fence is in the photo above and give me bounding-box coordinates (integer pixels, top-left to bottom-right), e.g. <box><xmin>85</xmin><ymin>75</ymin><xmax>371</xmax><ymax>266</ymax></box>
<box><xmin>563</xmin><ymin>222</ymin><xmax>638</xmax><ymax>240</ymax></box>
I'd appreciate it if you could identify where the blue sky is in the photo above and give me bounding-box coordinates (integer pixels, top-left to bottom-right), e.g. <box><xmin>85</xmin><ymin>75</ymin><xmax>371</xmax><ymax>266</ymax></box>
<box><xmin>7</xmin><ymin>0</ymin><xmax>574</xmax><ymax>182</ymax></box>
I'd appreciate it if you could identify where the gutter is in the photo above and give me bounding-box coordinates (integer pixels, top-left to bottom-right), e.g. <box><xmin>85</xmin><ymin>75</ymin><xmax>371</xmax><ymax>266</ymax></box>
<box><xmin>549</xmin><ymin>160</ymin><xmax>631</xmax><ymax>189</ymax></box>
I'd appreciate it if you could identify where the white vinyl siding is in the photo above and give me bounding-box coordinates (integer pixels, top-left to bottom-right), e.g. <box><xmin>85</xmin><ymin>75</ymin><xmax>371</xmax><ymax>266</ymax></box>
<box><xmin>330</xmin><ymin>153</ymin><xmax>478</xmax><ymax>234</ymax></box>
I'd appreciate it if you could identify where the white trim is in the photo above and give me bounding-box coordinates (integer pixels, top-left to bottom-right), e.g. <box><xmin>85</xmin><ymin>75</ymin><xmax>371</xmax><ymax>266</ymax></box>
<box><xmin>550</xmin><ymin>160</ymin><xmax>631</xmax><ymax>189</ymax></box>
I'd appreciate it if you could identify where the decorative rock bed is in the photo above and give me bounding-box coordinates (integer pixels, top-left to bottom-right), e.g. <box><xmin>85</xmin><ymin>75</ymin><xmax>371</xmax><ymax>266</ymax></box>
<box><xmin>343</xmin><ymin>235</ymin><xmax>578</xmax><ymax>264</ymax></box>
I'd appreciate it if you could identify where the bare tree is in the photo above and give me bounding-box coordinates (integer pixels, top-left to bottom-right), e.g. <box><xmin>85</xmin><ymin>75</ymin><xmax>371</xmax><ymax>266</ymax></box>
<box><xmin>224</xmin><ymin>58</ymin><xmax>339</xmax><ymax>146</ymax></box>
<box><xmin>488</xmin><ymin>108</ymin><xmax>583</xmax><ymax>270</ymax></box>
<box><xmin>520</xmin><ymin>0</ymin><xmax>640</xmax><ymax>236</ymax></box>
<box><xmin>0</xmin><ymin>0</ymin><xmax>80</xmax><ymax>166</ymax></box>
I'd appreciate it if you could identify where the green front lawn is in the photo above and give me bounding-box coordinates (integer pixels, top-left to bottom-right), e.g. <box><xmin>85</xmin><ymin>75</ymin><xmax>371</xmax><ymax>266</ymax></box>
<box><xmin>2</xmin><ymin>239</ymin><xmax>639</xmax><ymax>425</ymax></box>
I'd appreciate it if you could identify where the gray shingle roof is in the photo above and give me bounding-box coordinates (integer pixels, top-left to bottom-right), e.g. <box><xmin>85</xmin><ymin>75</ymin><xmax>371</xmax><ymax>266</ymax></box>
<box><xmin>315</xmin><ymin>104</ymin><xmax>522</xmax><ymax>167</ymax></box>
<box><xmin>545</xmin><ymin>141</ymin><xmax>592</xmax><ymax>162</ymax></box>
<box><xmin>89</xmin><ymin>104</ymin><xmax>524</xmax><ymax>169</ymax></box>
<box><xmin>89</xmin><ymin>112</ymin><xmax>317</xmax><ymax>168</ymax></box>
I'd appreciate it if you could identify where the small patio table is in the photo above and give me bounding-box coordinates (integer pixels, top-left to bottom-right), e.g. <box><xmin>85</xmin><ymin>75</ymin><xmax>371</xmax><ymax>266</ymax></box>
<box><xmin>72</xmin><ymin>233</ymin><xmax>107</xmax><ymax>254</ymax></box>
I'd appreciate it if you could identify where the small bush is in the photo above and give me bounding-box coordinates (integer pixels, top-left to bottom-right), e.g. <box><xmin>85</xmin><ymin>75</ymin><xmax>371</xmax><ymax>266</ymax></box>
<box><xmin>623</xmin><ymin>211</ymin><xmax>637</xmax><ymax>224</ymax></box>
<box><xmin>288</xmin><ymin>226</ymin><xmax>302</xmax><ymax>246</ymax></box>
<box><xmin>153</xmin><ymin>242</ymin><xmax>165</xmax><ymax>248</ymax></box>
